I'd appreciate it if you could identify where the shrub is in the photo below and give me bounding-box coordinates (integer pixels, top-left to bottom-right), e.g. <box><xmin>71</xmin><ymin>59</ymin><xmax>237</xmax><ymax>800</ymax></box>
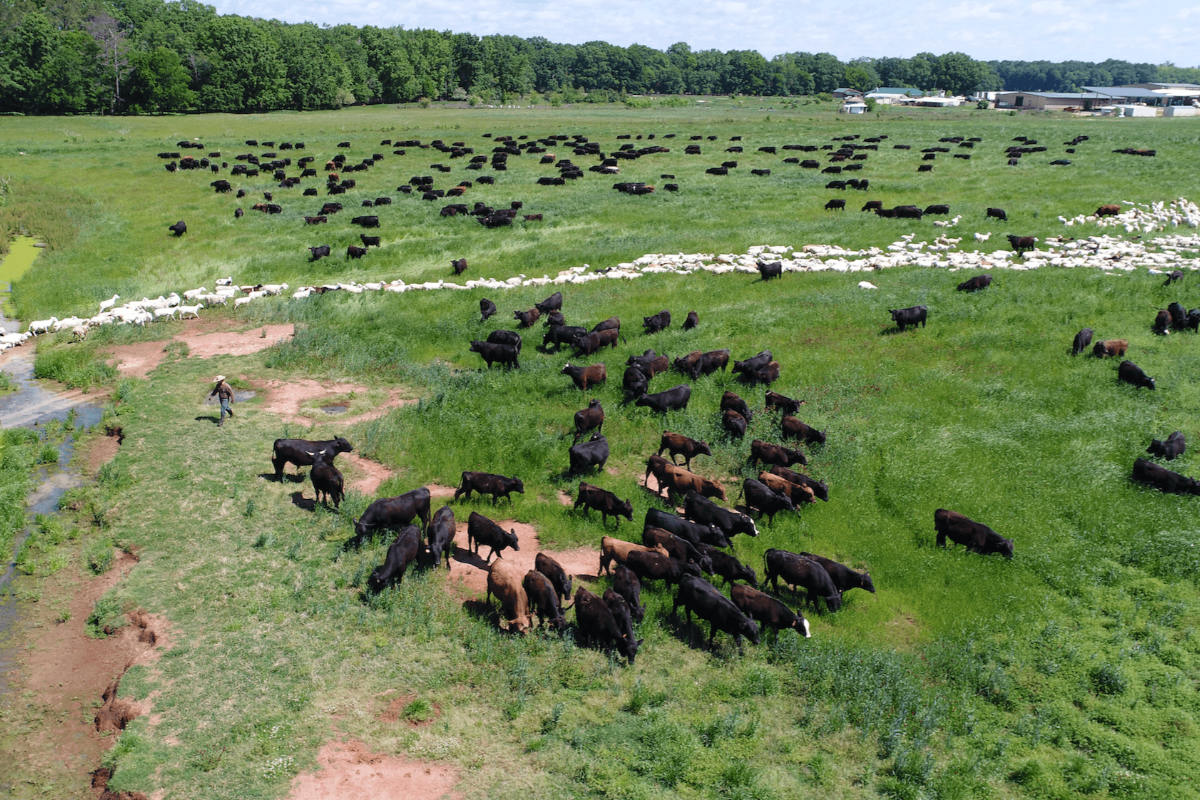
<box><xmin>659</xmin><ymin>97</ymin><xmax>690</xmax><ymax>107</ymax></box>
<box><xmin>33</xmin><ymin>344</ymin><xmax>117</xmax><ymax>390</ymax></box>
<box><xmin>86</xmin><ymin>538</ymin><xmax>115</xmax><ymax>574</ymax></box>
<box><xmin>86</xmin><ymin>591</ymin><xmax>127</xmax><ymax>637</ymax></box>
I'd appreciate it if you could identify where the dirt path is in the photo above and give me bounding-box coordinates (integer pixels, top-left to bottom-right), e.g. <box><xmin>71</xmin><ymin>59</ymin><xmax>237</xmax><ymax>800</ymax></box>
<box><xmin>106</xmin><ymin>321</ymin><xmax>295</xmax><ymax>378</ymax></box>
<box><xmin>288</xmin><ymin>740</ymin><xmax>461</xmax><ymax>800</ymax></box>
<box><xmin>251</xmin><ymin>378</ymin><xmax>416</xmax><ymax>427</ymax></box>
<box><xmin>340</xmin><ymin>453</ymin><xmax>395</xmax><ymax>495</ymax></box>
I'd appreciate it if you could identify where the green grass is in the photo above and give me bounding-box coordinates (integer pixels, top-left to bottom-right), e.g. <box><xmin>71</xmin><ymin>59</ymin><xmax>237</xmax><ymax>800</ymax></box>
<box><xmin>1</xmin><ymin>103</ymin><xmax>1200</xmax><ymax>800</ymax></box>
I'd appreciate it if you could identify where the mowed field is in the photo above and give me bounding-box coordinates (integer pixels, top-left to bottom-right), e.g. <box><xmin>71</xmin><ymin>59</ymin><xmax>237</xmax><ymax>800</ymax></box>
<box><xmin>3</xmin><ymin>102</ymin><xmax>1200</xmax><ymax>800</ymax></box>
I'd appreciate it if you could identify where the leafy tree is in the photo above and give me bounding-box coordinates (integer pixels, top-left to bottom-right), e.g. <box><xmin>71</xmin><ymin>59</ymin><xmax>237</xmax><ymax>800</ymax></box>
<box><xmin>194</xmin><ymin>15</ymin><xmax>285</xmax><ymax>111</ymax></box>
<box><xmin>125</xmin><ymin>46</ymin><xmax>194</xmax><ymax>112</ymax></box>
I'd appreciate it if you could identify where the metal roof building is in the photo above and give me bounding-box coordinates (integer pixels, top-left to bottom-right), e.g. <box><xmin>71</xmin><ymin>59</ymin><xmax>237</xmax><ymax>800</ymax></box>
<box><xmin>995</xmin><ymin>91</ymin><xmax>1109</xmax><ymax>111</ymax></box>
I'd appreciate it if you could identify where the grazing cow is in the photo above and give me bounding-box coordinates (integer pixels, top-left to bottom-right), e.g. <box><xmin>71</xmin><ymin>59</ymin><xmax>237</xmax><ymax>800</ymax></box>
<box><xmin>612</xmin><ymin>565</ymin><xmax>645</xmax><ymax>621</ymax></box>
<box><xmin>723</xmin><ymin>409</ymin><xmax>747</xmax><ymax>439</ymax></box>
<box><xmin>604</xmin><ymin>589</ymin><xmax>636</xmax><ymax>645</ymax></box>
<box><xmin>561</xmin><ymin>362</ymin><xmax>607</xmax><ymax>391</ymax></box>
<box><xmin>310</xmin><ymin>455</ymin><xmax>345</xmax><ymax>508</ymax></box>
<box><xmin>309</xmin><ymin>245</ymin><xmax>331</xmax><ymax>261</ymax></box>
<box><xmin>1164</xmin><ymin>270</ymin><xmax>1183</xmax><ymax>286</ymax></box>
<box><xmin>543</xmin><ymin>310</ymin><xmax>566</xmax><ymax>328</ymax></box>
<box><xmin>643</xmin><ymin>310</ymin><xmax>671</xmax><ymax>333</ymax></box>
<box><xmin>628</xmin><ymin>350</ymin><xmax>670</xmax><ymax>377</ymax></box>
<box><xmin>535</xmin><ymin>552</ymin><xmax>573</xmax><ymax>606</ymax></box>
<box><xmin>1072</xmin><ymin>328</ymin><xmax>1094</xmax><ymax>356</ymax></box>
<box><xmin>1147</xmin><ymin>431</ymin><xmax>1186</xmax><ymax>461</ymax></box>
<box><xmin>731</xmin><ymin>584</ymin><xmax>809</xmax><ymax>637</ymax></box>
<box><xmin>355</xmin><ymin>488</ymin><xmax>433</xmax><ymax>542</ymax></box>
<box><xmin>524</xmin><ymin>571</ymin><xmax>566</xmax><ymax>630</ymax></box>
<box><xmin>917</xmin><ymin>165</ymin><xmax>933</xmax><ymax>172</ymax></box>
<box><xmin>535</xmin><ymin>292</ymin><xmax>563</xmax><ymax>314</ymax></box>
<box><xmin>764</xmin><ymin>550</ymin><xmax>842</xmax><ymax>612</ymax></box>
<box><xmin>986</xmin><ymin>207</ymin><xmax>1008</xmax><ymax>222</ymax></box>
<box><xmin>168</xmin><ymin>221</ymin><xmax>187</xmax><ymax>236</ymax></box>
<box><xmin>591</xmin><ymin>316</ymin><xmax>621</xmax><ymax>333</ymax></box>
<box><xmin>600</xmin><ymin>536</ymin><xmax>667</xmax><ymax>574</ymax></box>
<box><xmin>924</xmin><ymin>204</ymin><xmax>950</xmax><ymax>216</ymax></box>
<box><xmin>646</xmin><ymin>456</ymin><xmax>727</xmax><ymax>502</ymax></box>
<box><xmin>1007</xmin><ymin>235</ymin><xmax>1037</xmax><ymax>254</ymax></box>
<box><xmin>1095</xmin><ymin>204</ymin><xmax>1121</xmax><ymax>217</ymax></box>
<box><xmin>736</xmin><ymin>359</ymin><xmax>780</xmax><ymax>386</ymax></box>
<box><xmin>758</xmin><ymin>261</ymin><xmax>783</xmax><ymax>280</ymax></box>
<box><xmin>1132</xmin><ymin>457</ymin><xmax>1200</xmax><ymax>495</ymax></box>
<box><xmin>486</xmin><ymin>330</ymin><xmax>522</xmax><ymax>351</ymax></box>
<box><xmin>636</xmin><ymin>385</ymin><xmax>691</xmax><ymax>414</ymax></box>
<box><xmin>272</xmin><ymin>436</ymin><xmax>353</xmax><ymax>479</ymax></box>
<box><xmin>689</xmin><ymin>349</ymin><xmax>730</xmax><ymax>379</ymax></box>
<box><xmin>1169</xmin><ymin>302</ymin><xmax>1188</xmax><ymax>330</ymax></box>
<box><xmin>862</xmin><ymin>200</ymin><xmax>883</xmax><ymax>212</ymax></box>
<box><xmin>683</xmin><ymin>311</ymin><xmax>699</xmax><ymax>329</ymax></box>
<box><xmin>1092</xmin><ymin>339</ymin><xmax>1127</xmax><ymax>358</ymax></box>
<box><xmin>470</xmin><ymin>341</ymin><xmax>519</xmax><ymax>369</ymax></box>
<box><xmin>742</xmin><ymin>478</ymin><xmax>795</xmax><ymax>523</ymax></box>
<box><xmin>626</xmin><ymin>549</ymin><xmax>702</xmax><ymax>587</ymax></box>
<box><xmin>347</xmin><ymin>245</ymin><xmax>367</xmax><ymax>259</ymax></box>
<box><xmin>757</xmin><ymin>472</ymin><xmax>813</xmax><ymax>506</ymax></box>
<box><xmin>456</xmin><ymin>472</ymin><xmax>524</xmax><ymax>504</ymax></box>
<box><xmin>523</xmin><ymin>214</ymin><xmax>543</xmax><ymax>221</ymax></box>
<box><xmin>763</xmin><ymin>390</ymin><xmax>801</xmax><ymax>416</ymax></box>
<box><xmin>674</xmin><ymin>574</ymin><xmax>760</xmax><ymax>652</ymax></box>
<box><xmin>957</xmin><ymin>274</ymin><xmax>992</xmax><ymax>292</ymax></box>
<box><xmin>452</xmin><ymin>258</ymin><xmax>468</xmax><ymax>275</ymax></box>
<box><xmin>685</xmin><ymin>491</ymin><xmax>759</xmax><ymax>538</ymax></box>
<box><xmin>480</xmin><ymin>298</ymin><xmax>497</xmax><ymax>322</ymax></box>
<box><xmin>645</xmin><ymin>509</ymin><xmax>729</xmax><ymax>549</ymax></box>
<box><xmin>487</xmin><ymin>560</ymin><xmax>530</xmax><ymax>632</ymax></box>
<box><xmin>350</xmin><ymin>215</ymin><xmax>379</xmax><ymax>227</ymax></box>
<box><xmin>768</xmin><ymin>465</ymin><xmax>828</xmax><ymax>502</ymax></box>
<box><xmin>575</xmin><ymin>482</ymin><xmax>633</xmax><ymax>526</ymax></box>
<box><xmin>468</xmin><ymin>512</ymin><xmax>520</xmax><ymax>562</ymax></box>
<box><xmin>235</xmin><ymin>208</ymin><xmax>244</xmax><ymax>218</ymax></box>
<box><xmin>514</xmin><ymin>308</ymin><xmax>541</xmax><ymax>328</ymax></box>
<box><xmin>572</xmin><ymin>329</ymin><xmax>620</xmax><ymax>355</ymax></box>
<box><xmin>673</xmin><ymin>351</ymin><xmax>702</xmax><ymax>376</ymax></box>
<box><xmin>1118</xmin><ymin>360</ymin><xmax>1155</xmax><ymax>390</ymax></box>
<box><xmin>934</xmin><ymin>509</ymin><xmax>1013</xmax><ymax>559</ymax></box>
<box><xmin>720</xmin><ymin>391</ymin><xmax>752</xmax><ymax>422</ymax></box>
<box><xmin>304</xmin><ymin>216</ymin><xmax>328</xmax><ymax>225</ymax></box>
<box><xmin>799</xmin><ymin>552</ymin><xmax>875</xmax><ymax>595</ymax></box>
<box><xmin>657</xmin><ymin>432</ymin><xmax>711</xmax><ymax>470</ymax></box>
<box><xmin>696</xmin><ymin>544</ymin><xmax>757</xmax><ymax>588</ymax></box>
<box><xmin>889</xmin><ymin>305</ymin><xmax>928</xmax><ymax>331</ymax></box>
<box><xmin>574</xmin><ymin>587</ymin><xmax>639</xmax><ymax>663</ymax></box>
<box><xmin>1153</xmin><ymin>309</ymin><xmax>1171</xmax><ymax>335</ymax></box>
<box><xmin>427</xmin><ymin>506</ymin><xmax>455</xmax><ymax>569</ymax></box>
<box><xmin>573</xmin><ymin>399</ymin><xmax>604</xmax><ymax>443</ymax></box>
<box><xmin>749</xmin><ymin>439</ymin><xmax>806</xmax><ymax>468</ymax></box>
<box><xmin>824</xmin><ymin>199</ymin><xmax>846</xmax><ymax>211</ymax></box>
<box><xmin>643</xmin><ymin>527</ymin><xmax>712</xmax><ymax>573</ymax></box>
<box><xmin>368</xmin><ymin>525</ymin><xmax>422</xmax><ymax>592</ymax></box>
<box><xmin>568</xmin><ymin>433</ymin><xmax>609</xmax><ymax>474</ymax></box>
<box><xmin>781</xmin><ymin>416</ymin><xmax>826</xmax><ymax>445</ymax></box>
<box><xmin>623</xmin><ymin>366</ymin><xmax>649</xmax><ymax>399</ymax></box>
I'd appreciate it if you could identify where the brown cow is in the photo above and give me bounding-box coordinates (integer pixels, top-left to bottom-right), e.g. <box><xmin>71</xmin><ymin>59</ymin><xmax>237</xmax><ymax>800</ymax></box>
<box><xmin>1092</xmin><ymin>339</ymin><xmax>1128</xmax><ymax>358</ymax></box>
<box><xmin>486</xmin><ymin>560</ymin><xmax>530</xmax><ymax>633</ymax></box>
<box><xmin>758</xmin><ymin>471</ymin><xmax>814</xmax><ymax>505</ymax></box>
<box><xmin>645</xmin><ymin>455</ymin><xmax>726</xmax><ymax>501</ymax></box>
<box><xmin>1095</xmin><ymin>204</ymin><xmax>1121</xmax><ymax>217</ymax></box>
<box><xmin>561</xmin><ymin>363</ymin><xmax>606</xmax><ymax>390</ymax></box>
<box><xmin>749</xmin><ymin>439</ymin><xmax>807</xmax><ymax>468</ymax></box>
<box><xmin>599</xmin><ymin>536</ymin><xmax>668</xmax><ymax>574</ymax></box>
<box><xmin>658</xmin><ymin>432</ymin><xmax>711</xmax><ymax>469</ymax></box>
<box><xmin>515</xmin><ymin>308</ymin><xmax>541</xmax><ymax>328</ymax></box>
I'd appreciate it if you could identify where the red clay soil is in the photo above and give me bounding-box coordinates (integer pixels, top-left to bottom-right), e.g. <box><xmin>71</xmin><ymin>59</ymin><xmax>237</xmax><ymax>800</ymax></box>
<box><xmin>106</xmin><ymin>321</ymin><xmax>295</xmax><ymax>378</ymax></box>
<box><xmin>444</xmin><ymin>520</ymin><xmax>600</xmax><ymax>601</ymax></box>
<box><xmin>287</xmin><ymin>739</ymin><xmax>461</xmax><ymax>800</ymax></box>
<box><xmin>11</xmin><ymin>554</ymin><xmax>168</xmax><ymax>795</ymax></box>
<box><xmin>427</xmin><ymin>484</ymin><xmax>457</xmax><ymax>499</ymax></box>
<box><xmin>379</xmin><ymin>692</ymin><xmax>441</xmax><ymax>726</ymax></box>
<box><xmin>86</xmin><ymin>429</ymin><xmax>122</xmax><ymax>476</ymax></box>
<box><xmin>251</xmin><ymin>379</ymin><xmax>416</xmax><ymax>427</ymax></box>
<box><xmin>339</xmin><ymin>453</ymin><xmax>395</xmax><ymax>495</ymax></box>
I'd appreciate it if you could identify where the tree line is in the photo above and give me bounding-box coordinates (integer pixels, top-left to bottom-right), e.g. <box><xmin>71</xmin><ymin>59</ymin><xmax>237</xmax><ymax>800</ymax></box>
<box><xmin>0</xmin><ymin>0</ymin><xmax>1193</xmax><ymax>115</ymax></box>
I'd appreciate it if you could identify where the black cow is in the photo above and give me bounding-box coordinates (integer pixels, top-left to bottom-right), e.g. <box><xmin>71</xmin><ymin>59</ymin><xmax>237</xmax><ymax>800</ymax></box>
<box><xmin>730</xmin><ymin>584</ymin><xmax>809</xmax><ymax>637</ymax></box>
<box><xmin>763</xmin><ymin>550</ymin><xmax>843</xmax><ymax>612</ymax></box>
<box><xmin>524</xmin><ymin>571</ymin><xmax>567</xmax><ymax>630</ymax></box>
<box><xmin>544</xmin><ymin>325</ymin><xmax>586</xmax><ymax>353</ymax></box>
<box><xmin>368</xmin><ymin>525</ymin><xmax>422</xmax><ymax>592</ymax></box>
<box><xmin>480</xmin><ymin>298</ymin><xmax>498</xmax><ymax>322</ymax></box>
<box><xmin>626</xmin><ymin>549</ymin><xmax>701</xmax><ymax>586</ymax></box>
<box><xmin>574</xmin><ymin>482</ymin><xmax>633</xmax><ymax>526</ymax></box>
<box><xmin>644</xmin><ymin>508</ymin><xmax>729</xmax><ymax>549</ymax></box>
<box><xmin>721</xmin><ymin>391</ymin><xmax>752</xmax><ymax>422</ymax></box>
<box><xmin>685</xmin><ymin>491</ymin><xmax>759</xmax><ymax>538</ymax></box>
<box><xmin>798</xmin><ymin>552</ymin><xmax>875</xmax><ymax>595</ymax></box>
<box><xmin>986</xmin><ymin>207</ymin><xmax>1008</xmax><ymax>222</ymax></box>
<box><xmin>574</xmin><ymin>587</ymin><xmax>639</xmax><ymax>663</ymax></box>
<box><xmin>635</xmin><ymin>384</ymin><xmax>691</xmax><ymax>413</ymax></box>
<box><xmin>781</xmin><ymin>416</ymin><xmax>826</xmax><ymax>445</ymax></box>
<box><xmin>763</xmin><ymin>390</ymin><xmax>800</xmax><ymax>415</ymax></box>
<box><xmin>310</xmin><ymin>455</ymin><xmax>345</xmax><ymax>508</ymax></box>
<box><xmin>168</xmin><ymin>220</ymin><xmax>187</xmax><ymax>236</ymax></box>
<box><xmin>757</xmin><ymin>261</ymin><xmax>783</xmax><ymax>280</ymax></box>
<box><xmin>733</xmin><ymin>353</ymin><xmax>771</xmax><ymax>377</ymax></box>
<box><xmin>697</xmin><ymin>543</ymin><xmax>757</xmax><ymax>587</ymax></box>
<box><xmin>612</xmin><ymin>564</ymin><xmax>645</xmax><ymax>621</ymax></box>
<box><xmin>1118</xmin><ymin>360</ymin><xmax>1155</xmax><ymax>390</ymax></box>
<box><xmin>924</xmin><ymin>204</ymin><xmax>950</xmax><ymax>216</ymax></box>
<box><xmin>1168</xmin><ymin>302</ymin><xmax>1187</xmax><ymax>330</ymax></box>
<box><xmin>933</xmin><ymin>509</ymin><xmax>1013</xmax><ymax>559</ymax></box>
<box><xmin>643</xmin><ymin>310</ymin><xmax>671</xmax><ymax>333</ymax></box>
<box><xmin>604</xmin><ymin>589</ymin><xmax>636</xmax><ymax>645</ymax></box>
<box><xmin>455</xmin><ymin>472</ymin><xmax>524</xmax><ymax>504</ymax></box>
<box><xmin>351</xmin><ymin>215</ymin><xmax>379</xmax><ymax>227</ymax></box>
<box><xmin>1007</xmin><ymin>234</ymin><xmax>1037</xmax><ymax>254</ymax></box>
<box><xmin>535</xmin><ymin>292</ymin><xmax>563</xmax><ymax>314</ymax></box>
<box><xmin>1072</xmin><ymin>328</ymin><xmax>1093</xmax><ymax>356</ymax></box>
<box><xmin>673</xmin><ymin>574</ymin><xmax>759</xmax><ymax>652</ymax></box>
<box><xmin>889</xmin><ymin>305</ymin><xmax>927</xmax><ymax>331</ymax></box>
<box><xmin>1165</xmin><ymin>270</ymin><xmax>1184</xmax><ymax>286</ymax></box>
<box><xmin>467</xmin><ymin>511</ymin><xmax>519</xmax><ymax>562</ymax></box>
<box><xmin>824</xmin><ymin>199</ymin><xmax>846</xmax><ymax>211</ymax></box>
<box><xmin>1132</xmin><ymin>457</ymin><xmax>1200</xmax><ymax>495</ymax></box>
<box><xmin>272</xmin><ymin>436</ymin><xmax>353</xmax><ymax>479</ymax></box>
<box><xmin>535</xmin><ymin>552</ymin><xmax>573</xmax><ymax>606</ymax></box>
<box><xmin>742</xmin><ymin>478</ymin><xmax>795</xmax><ymax>523</ymax></box>
<box><xmin>957</xmin><ymin>274</ymin><xmax>992</xmax><ymax>292</ymax></box>
<box><xmin>568</xmin><ymin>433</ymin><xmax>609</xmax><ymax>475</ymax></box>
<box><xmin>347</xmin><ymin>245</ymin><xmax>368</xmax><ymax>259</ymax></box>
<box><xmin>1147</xmin><ymin>431</ymin><xmax>1185</xmax><ymax>461</ymax></box>
<box><xmin>309</xmin><ymin>245</ymin><xmax>331</xmax><ymax>261</ymax></box>
<box><xmin>355</xmin><ymin>488</ymin><xmax>433</xmax><ymax>542</ymax></box>
<box><xmin>573</xmin><ymin>399</ymin><xmax>604</xmax><ymax>443</ymax></box>
<box><xmin>683</xmin><ymin>311</ymin><xmax>699</xmax><ymax>329</ymax></box>
<box><xmin>486</xmin><ymin>330</ymin><xmax>522</xmax><ymax>350</ymax></box>
<box><xmin>643</xmin><ymin>527</ymin><xmax>712</xmax><ymax>573</ymax></box>
<box><xmin>427</xmin><ymin>506</ymin><xmax>455</xmax><ymax>569</ymax></box>
<box><xmin>469</xmin><ymin>341</ymin><xmax>519</xmax><ymax>369</ymax></box>
<box><xmin>623</xmin><ymin>366</ymin><xmax>649</xmax><ymax>399</ymax></box>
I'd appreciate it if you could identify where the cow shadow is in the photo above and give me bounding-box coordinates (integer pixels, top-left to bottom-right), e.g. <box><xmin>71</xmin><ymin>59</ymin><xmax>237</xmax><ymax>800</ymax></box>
<box><xmin>876</xmin><ymin>326</ymin><xmax>910</xmax><ymax>337</ymax></box>
<box><xmin>259</xmin><ymin>471</ymin><xmax>306</xmax><ymax>484</ymax></box>
<box><xmin>452</xmin><ymin>547</ymin><xmax>489</xmax><ymax>571</ymax></box>
<box><xmin>290</xmin><ymin>492</ymin><xmax>317</xmax><ymax>512</ymax></box>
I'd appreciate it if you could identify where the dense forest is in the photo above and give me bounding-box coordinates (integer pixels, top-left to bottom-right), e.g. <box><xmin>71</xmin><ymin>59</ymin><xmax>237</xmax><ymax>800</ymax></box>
<box><xmin>0</xmin><ymin>0</ymin><xmax>1196</xmax><ymax>115</ymax></box>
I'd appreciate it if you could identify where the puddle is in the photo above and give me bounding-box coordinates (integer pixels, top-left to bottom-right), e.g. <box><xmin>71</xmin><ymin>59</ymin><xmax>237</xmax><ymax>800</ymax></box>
<box><xmin>234</xmin><ymin>390</ymin><xmax>256</xmax><ymax>402</ymax></box>
<box><xmin>320</xmin><ymin>405</ymin><xmax>348</xmax><ymax>414</ymax></box>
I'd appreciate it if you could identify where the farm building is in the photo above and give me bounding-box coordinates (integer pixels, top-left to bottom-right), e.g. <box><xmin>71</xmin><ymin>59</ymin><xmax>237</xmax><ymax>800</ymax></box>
<box><xmin>840</xmin><ymin>101</ymin><xmax>868</xmax><ymax>114</ymax></box>
<box><xmin>831</xmin><ymin>88</ymin><xmax>863</xmax><ymax>100</ymax></box>
<box><xmin>1083</xmin><ymin>86</ymin><xmax>1173</xmax><ymax>106</ymax></box>
<box><xmin>864</xmin><ymin>87</ymin><xmax>923</xmax><ymax>104</ymax></box>
<box><xmin>994</xmin><ymin>91</ymin><xmax>1109</xmax><ymax>111</ymax></box>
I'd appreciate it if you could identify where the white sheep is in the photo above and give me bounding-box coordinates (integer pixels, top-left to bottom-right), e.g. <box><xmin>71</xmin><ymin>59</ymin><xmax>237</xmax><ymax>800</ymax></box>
<box><xmin>154</xmin><ymin>306</ymin><xmax>179</xmax><ymax>320</ymax></box>
<box><xmin>28</xmin><ymin>317</ymin><xmax>58</xmax><ymax>335</ymax></box>
<box><xmin>98</xmin><ymin>294</ymin><xmax>120</xmax><ymax>312</ymax></box>
<box><xmin>71</xmin><ymin>325</ymin><xmax>88</xmax><ymax>341</ymax></box>
<box><xmin>215</xmin><ymin>277</ymin><xmax>233</xmax><ymax>286</ymax></box>
<box><xmin>176</xmin><ymin>303</ymin><xmax>204</xmax><ymax>319</ymax></box>
<box><xmin>183</xmin><ymin>287</ymin><xmax>208</xmax><ymax>301</ymax></box>
<box><xmin>53</xmin><ymin>316</ymin><xmax>84</xmax><ymax>331</ymax></box>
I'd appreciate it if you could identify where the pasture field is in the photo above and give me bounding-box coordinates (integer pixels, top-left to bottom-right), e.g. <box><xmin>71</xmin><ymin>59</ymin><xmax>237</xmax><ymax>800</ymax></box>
<box><xmin>2</xmin><ymin>103</ymin><xmax>1200</xmax><ymax>800</ymax></box>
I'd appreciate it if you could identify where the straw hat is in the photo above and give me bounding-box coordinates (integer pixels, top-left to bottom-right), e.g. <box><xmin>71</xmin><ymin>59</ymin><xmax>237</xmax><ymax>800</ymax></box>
<box><xmin>213</xmin><ymin>375</ymin><xmax>226</xmax><ymax>383</ymax></box>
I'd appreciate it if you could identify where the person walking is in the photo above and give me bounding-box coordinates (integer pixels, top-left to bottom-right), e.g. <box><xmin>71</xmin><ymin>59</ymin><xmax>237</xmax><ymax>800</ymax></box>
<box><xmin>209</xmin><ymin>375</ymin><xmax>235</xmax><ymax>426</ymax></box>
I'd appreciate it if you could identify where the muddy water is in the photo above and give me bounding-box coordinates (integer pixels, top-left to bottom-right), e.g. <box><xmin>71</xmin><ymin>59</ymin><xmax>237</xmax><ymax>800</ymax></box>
<box><xmin>0</xmin><ymin>306</ymin><xmax>103</xmax><ymax>695</ymax></box>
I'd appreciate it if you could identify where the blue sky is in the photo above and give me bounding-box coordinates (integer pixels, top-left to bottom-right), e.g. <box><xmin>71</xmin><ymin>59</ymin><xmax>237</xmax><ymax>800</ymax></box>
<box><xmin>210</xmin><ymin>0</ymin><xmax>1200</xmax><ymax>66</ymax></box>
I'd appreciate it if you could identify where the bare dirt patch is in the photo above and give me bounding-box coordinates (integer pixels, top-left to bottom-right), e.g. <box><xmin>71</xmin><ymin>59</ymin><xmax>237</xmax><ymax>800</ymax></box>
<box><xmin>445</xmin><ymin>520</ymin><xmax>599</xmax><ymax>600</ymax></box>
<box><xmin>107</xmin><ymin>340</ymin><xmax>170</xmax><ymax>379</ymax></box>
<box><xmin>427</xmin><ymin>484</ymin><xmax>457</xmax><ymax>499</ymax></box>
<box><xmin>556</xmin><ymin>490</ymin><xmax>573</xmax><ymax>507</ymax></box>
<box><xmin>340</xmin><ymin>453</ymin><xmax>395</xmax><ymax>495</ymax></box>
<box><xmin>251</xmin><ymin>379</ymin><xmax>415</xmax><ymax>427</ymax></box>
<box><xmin>86</xmin><ymin>428</ymin><xmax>123</xmax><ymax>476</ymax></box>
<box><xmin>288</xmin><ymin>739</ymin><xmax>461</xmax><ymax>800</ymax></box>
<box><xmin>379</xmin><ymin>692</ymin><xmax>441</xmax><ymax>727</ymax></box>
<box><xmin>181</xmin><ymin>323</ymin><xmax>294</xmax><ymax>358</ymax></box>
